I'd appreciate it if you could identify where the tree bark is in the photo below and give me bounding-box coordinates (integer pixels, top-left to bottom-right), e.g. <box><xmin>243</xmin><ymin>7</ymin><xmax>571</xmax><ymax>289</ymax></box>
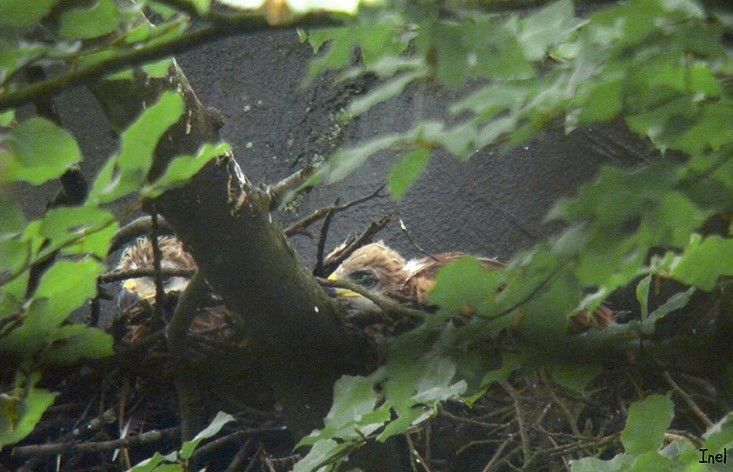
<box><xmin>90</xmin><ymin>59</ymin><xmax>379</xmax><ymax>439</ymax></box>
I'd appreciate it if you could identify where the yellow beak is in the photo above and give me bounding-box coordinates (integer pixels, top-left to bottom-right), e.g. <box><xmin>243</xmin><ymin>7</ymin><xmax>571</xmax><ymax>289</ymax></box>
<box><xmin>327</xmin><ymin>273</ymin><xmax>361</xmax><ymax>298</ymax></box>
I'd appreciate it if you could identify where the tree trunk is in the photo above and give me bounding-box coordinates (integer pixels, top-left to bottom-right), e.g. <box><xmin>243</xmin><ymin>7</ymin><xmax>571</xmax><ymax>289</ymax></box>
<box><xmin>90</xmin><ymin>59</ymin><xmax>379</xmax><ymax>439</ymax></box>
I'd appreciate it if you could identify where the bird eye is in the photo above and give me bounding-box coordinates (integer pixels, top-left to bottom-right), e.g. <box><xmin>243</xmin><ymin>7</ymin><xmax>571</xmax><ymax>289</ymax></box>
<box><xmin>350</xmin><ymin>270</ymin><xmax>378</xmax><ymax>289</ymax></box>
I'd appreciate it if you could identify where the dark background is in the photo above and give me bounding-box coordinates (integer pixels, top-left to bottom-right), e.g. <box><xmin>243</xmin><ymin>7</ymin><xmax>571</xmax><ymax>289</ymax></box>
<box><xmin>10</xmin><ymin>29</ymin><xmax>653</xmax><ymax>321</ymax></box>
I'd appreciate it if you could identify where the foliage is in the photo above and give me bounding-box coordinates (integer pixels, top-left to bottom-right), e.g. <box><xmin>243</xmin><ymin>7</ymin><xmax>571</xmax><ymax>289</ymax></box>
<box><xmin>1</xmin><ymin>0</ymin><xmax>732</xmax><ymax>470</ymax></box>
<box><xmin>128</xmin><ymin>412</ymin><xmax>234</xmax><ymax>471</ymax></box>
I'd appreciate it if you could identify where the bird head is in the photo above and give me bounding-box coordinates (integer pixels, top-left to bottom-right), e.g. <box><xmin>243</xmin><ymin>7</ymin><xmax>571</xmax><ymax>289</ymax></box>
<box><xmin>115</xmin><ymin>236</ymin><xmax>196</xmax><ymax>310</ymax></box>
<box><xmin>327</xmin><ymin>241</ymin><xmax>407</xmax><ymax>311</ymax></box>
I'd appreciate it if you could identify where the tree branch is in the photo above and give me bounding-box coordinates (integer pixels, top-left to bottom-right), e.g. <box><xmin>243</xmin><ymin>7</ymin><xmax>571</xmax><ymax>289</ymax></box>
<box><xmin>11</xmin><ymin>428</ymin><xmax>179</xmax><ymax>459</ymax></box>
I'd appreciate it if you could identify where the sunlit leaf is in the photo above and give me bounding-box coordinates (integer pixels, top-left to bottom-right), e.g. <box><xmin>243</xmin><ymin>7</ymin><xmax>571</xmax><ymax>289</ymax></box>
<box><xmin>143</xmin><ymin>142</ymin><xmax>231</xmax><ymax>198</ymax></box>
<box><xmin>89</xmin><ymin>91</ymin><xmax>184</xmax><ymax>203</ymax></box>
<box><xmin>0</xmin><ymin>373</ymin><xmax>56</xmax><ymax>450</ymax></box>
<box><xmin>669</xmin><ymin>235</ymin><xmax>733</xmax><ymax>291</ymax></box>
<box><xmin>179</xmin><ymin>411</ymin><xmax>235</xmax><ymax>459</ymax></box>
<box><xmin>621</xmin><ymin>394</ymin><xmax>674</xmax><ymax>454</ymax></box>
<box><xmin>518</xmin><ymin>0</ymin><xmax>577</xmax><ymax>61</ymax></box>
<box><xmin>58</xmin><ymin>0</ymin><xmax>126</xmax><ymax>40</ymax></box>
<box><xmin>2</xmin><ymin>117</ymin><xmax>82</xmax><ymax>185</ymax></box>
<box><xmin>0</xmin><ymin>0</ymin><xmax>58</xmax><ymax>28</ymax></box>
<box><xmin>388</xmin><ymin>149</ymin><xmax>430</xmax><ymax>201</ymax></box>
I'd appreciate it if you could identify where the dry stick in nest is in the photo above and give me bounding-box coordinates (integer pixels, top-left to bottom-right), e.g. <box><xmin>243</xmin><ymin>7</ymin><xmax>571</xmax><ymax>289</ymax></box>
<box><xmin>283</xmin><ymin>183</ymin><xmax>387</xmax><ymax>237</ymax></box>
<box><xmin>149</xmin><ymin>211</ymin><xmax>167</xmax><ymax>326</ymax></box>
<box><xmin>481</xmin><ymin>435</ymin><xmax>514</xmax><ymax>472</ymax></box>
<box><xmin>189</xmin><ymin>426</ymin><xmax>287</xmax><ymax>465</ymax></box>
<box><xmin>322</xmin><ymin>213</ymin><xmax>394</xmax><ymax>276</ymax></box>
<box><xmin>99</xmin><ymin>267</ymin><xmax>196</xmax><ymax>284</ymax></box>
<box><xmin>405</xmin><ymin>432</ymin><xmax>432</xmax><ymax>472</ymax></box>
<box><xmin>317</xmin><ymin>277</ymin><xmax>427</xmax><ymax>323</ymax></box>
<box><xmin>226</xmin><ymin>438</ymin><xmax>255</xmax><ymax>472</ymax></box>
<box><xmin>11</xmin><ymin>427</ymin><xmax>179</xmax><ymax>459</ymax></box>
<box><xmin>398</xmin><ymin>217</ymin><xmax>439</xmax><ymax>262</ymax></box>
<box><xmin>313</xmin><ymin>199</ymin><xmax>339</xmax><ymax>277</ymax></box>
<box><xmin>500</xmin><ymin>381</ymin><xmax>531</xmax><ymax>467</ymax></box>
<box><xmin>663</xmin><ymin>370</ymin><xmax>714</xmax><ymax>429</ymax></box>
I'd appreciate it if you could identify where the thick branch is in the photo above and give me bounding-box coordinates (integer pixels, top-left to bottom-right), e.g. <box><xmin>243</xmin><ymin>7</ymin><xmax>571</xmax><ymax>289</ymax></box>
<box><xmin>90</xmin><ymin>60</ymin><xmax>377</xmax><ymax>441</ymax></box>
<box><xmin>12</xmin><ymin>428</ymin><xmax>179</xmax><ymax>459</ymax></box>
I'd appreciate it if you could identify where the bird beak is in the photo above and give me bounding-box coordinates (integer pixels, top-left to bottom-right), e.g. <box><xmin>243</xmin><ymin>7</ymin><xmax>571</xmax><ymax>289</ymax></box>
<box><xmin>117</xmin><ymin>279</ymin><xmax>155</xmax><ymax>309</ymax></box>
<box><xmin>326</xmin><ymin>273</ymin><xmax>361</xmax><ymax>298</ymax></box>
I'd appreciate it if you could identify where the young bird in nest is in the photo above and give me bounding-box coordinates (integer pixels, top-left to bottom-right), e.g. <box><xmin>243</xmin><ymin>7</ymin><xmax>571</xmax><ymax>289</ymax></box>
<box><xmin>328</xmin><ymin>241</ymin><xmax>615</xmax><ymax>334</ymax></box>
<box><xmin>114</xmin><ymin>236</ymin><xmax>230</xmax><ymax>343</ymax></box>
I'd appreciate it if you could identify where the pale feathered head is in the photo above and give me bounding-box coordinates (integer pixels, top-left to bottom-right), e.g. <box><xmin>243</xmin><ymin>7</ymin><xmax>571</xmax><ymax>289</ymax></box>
<box><xmin>328</xmin><ymin>241</ymin><xmax>407</xmax><ymax>296</ymax></box>
<box><xmin>116</xmin><ymin>236</ymin><xmax>196</xmax><ymax>309</ymax></box>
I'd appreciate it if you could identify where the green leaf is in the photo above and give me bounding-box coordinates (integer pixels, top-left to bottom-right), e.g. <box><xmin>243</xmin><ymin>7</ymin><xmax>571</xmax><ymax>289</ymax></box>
<box><xmin>0</xmin><ymin>373</ymin><xmax>56</xmax><ymax>450</ymax></box>
<box><xmin>518</xmin><ymin>0</ymin><xmax>577</xmax><ymax>61</ymax></box>
<box><xmin>635</xmin><ymin>275</ymin><xmax>651</xmax><ymax>321</ymax></box>
<box><xmin>669</xmin><ymin>236</ymin><xmax>733</xmax><ymax>291</ymax></box>
<box><xmin>388</xmin><ymin>149</ymin><xmax>430</xmax><ymax>201</ymax></box>
<box><xmin>2</xmin><ymin>117</ymin><xmax>82</xmax><ymax>185</ymax></box>
<box><xmin>34</xmin><ymin>259</ymin><xmax>104</xmax><ymax>318</ymax></box>
<box><xmin>58</xmin><ymin>0</ymin><xmax>125</xmax><ymax>40</ymax></box>
<box><xmin>293</xmin><ymin>439</ymin><xmax>351</xmax><ymax>472</ymax></box>
<box><xmin>179</xmin><ymin>411</ymin><xmax>234</xmax><ymax>460</ymax></box>
<box><xmin>40</xmin><ymin>206</ymin><xmax>117</xmax><ymax>258</ymax></box>
<box><xmin>346</xmin><ymin>70</ymin><xmax>425</xmax><ymax>118</ymax></box>
<box><xmin>570</xmin><ymin>453</ymin><xmax>634</xmax><ymax>472</ymax></box>
<box><xmin>0</xmin><ymin>110</ymin><xmax>14</xmax><ymax>127</ymax></box>
<box><xmin>429</xmin><ymin>258</ymin><xmax>504</xmax><ymax>317</ymax></box>
<box><xmin>703</xmin><ymin>412</ymin><xmax>733</xmax><ymax>453</ymax></box>
<box><xmin>0</xmin><ymin>193</ymin><xmax>24</xmax><ymax>236</ymax></box>
<box><xmin>0</xmin><ymin>0</ymin><xmax>58</xmax><ymax>28</ymax></box>
<box><xmin>578</xmin><ymin>77</ymin><xmax>622</xmax><ymax>123</ymax></box>
<box><xmin>143</xmin><ymin>142</ymin><xmax>230</xmax><ymax>198</ymax></box>
<box><xmin>621</xmin><ymin>394</ymin><xmax>674</xmax><ymax>455</ymax></box>
<box><xmin>551</xmin><ymin>363</ymin><xmax>600</xmax><ymax>393</ymax></box>
<box><xmin>627</xmin><ymin>451</ymin><xmax>672</xmax><ymax>471</ymax></box>
<box><xmin>129</xmin><ymin>451</ymin><xmax>180</xmax><ymax>472</ymax></box>
<box><xmin>89</xmin><ymin>91</ymin><xmax>185</xmax><ymax>204</ymax></box>
<box><xmin>0</xmin><ymin>195</ymin><xmax>27</xmax><ymax>274</ymax></box>
<box><xmin>40</xmin><ymin>325</ymin><xmax>114</xmax><ymax>365</ymax></box>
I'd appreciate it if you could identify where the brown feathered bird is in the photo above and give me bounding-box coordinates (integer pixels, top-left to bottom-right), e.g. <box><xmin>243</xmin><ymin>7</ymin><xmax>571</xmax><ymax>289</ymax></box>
<box><xmin>328</xmin><ymin>241</ymin><xmax>614</xmax><ymax>333</ymax></box>
<box><xmin>114</xmin><ymin>236</ymin><xmax>230</xmax><ymax>343</ymax></box>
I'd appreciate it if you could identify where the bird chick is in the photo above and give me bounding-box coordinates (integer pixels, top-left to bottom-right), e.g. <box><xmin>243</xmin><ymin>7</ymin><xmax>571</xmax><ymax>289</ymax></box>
<box><xmin>116</xmin><ymin>236</ymin><xmax>196</xmax><ymax>311</ymax></box>
<box><xmin>328</xmin><ymin>241</ymin><xmax>615</xmax><ymax>334</ymax></box>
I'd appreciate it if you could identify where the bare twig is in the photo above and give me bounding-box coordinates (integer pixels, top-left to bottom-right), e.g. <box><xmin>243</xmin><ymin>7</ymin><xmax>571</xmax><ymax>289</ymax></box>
<box><xmin>149</xmin><ymin>211</ymin><xmax>166</xmax><ymax>325</ymax></box>
<box><xmin>322</xmin><ymin>213</ymin><xmax>393</xmax><ymax>275</ymax></box>
<box><xmin>225</xmin><ymin>438</ymin><xmax>255</xmax><ymax>472</ymax></box>
<box><xmin>190</xmin><ymin>427</ymin><xmax>287</xmax><ymax>464</ymax></box>
<box><xmin>318</xmin><ymin>277</ymin><xmax>427</xmax><ymax>322</ymax></box>
<box><xmin>313</xmin><ymin>200</ymin><xmax>339</xmax><ymax>276</ymax></box>
<box><xmin>283</xmin><ymin>184</ymin><xmax>386</xmax><ymax>236</ymax></box>
<box><xmin>663</xmin><ymin>371</ymin><xmax>714</xmax><ymax>428</ymax></box>
<box><xmin>0</xmin><ymin>15</ymin><xmax>341</xmax><ymax>112</ymax></box>
<box><xmin>269</xmin><ymin>165</ymin><xmax>315</xmax><ymax>209</ymax></box>
<box><xmin>11</xmin><ymin>428</ymin><xmax>179</xmax><ymax>458</ymax></box>
<box><xmin>478</xmin><ymin>435</ymin><xmax>513</xmax><ymax>472</ymax></box>
<box><xmin>99</xmin><ymin>268</ymin><xmax>196</xmax><ymax>284</ymax></box>
<box><xmin>500</xmin><ymin>381</ymin><xmax>530</xmax><ymax>466</ymax></box>
<box><xmin>405</xmin><ymin>433</ymin><xmax>432</xmax><ymax>472</ymax></box>
<box><xmin>399</xmin><ymin>218</ymin><xmax>438</xmax><ymax>261</ymax></box>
